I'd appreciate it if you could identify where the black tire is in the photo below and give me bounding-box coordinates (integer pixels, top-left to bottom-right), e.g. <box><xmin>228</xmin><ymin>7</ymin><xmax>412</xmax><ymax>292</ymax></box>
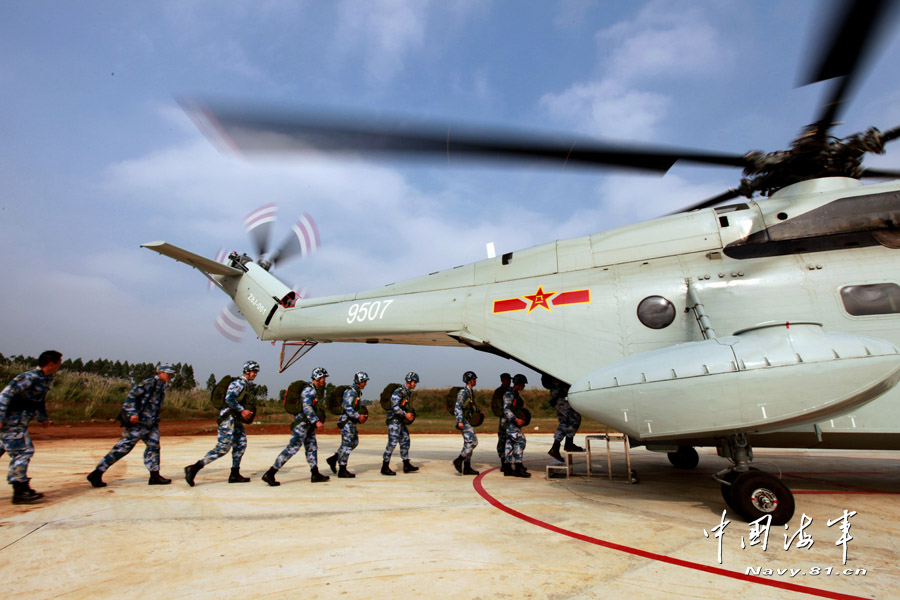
<box><xmin>719</xmin><ymin>471</ymin><xmax>741</xmax><ymax>514</ymax></box>
<box><xmin>730</xmin><ymin>471</ymin><xmax>795</xmax><ymax>525</ymax></box>
<box><xmin>667</xmin><ymin>446</ymin><xmax>699</xmax><ymax>469</ymax></box>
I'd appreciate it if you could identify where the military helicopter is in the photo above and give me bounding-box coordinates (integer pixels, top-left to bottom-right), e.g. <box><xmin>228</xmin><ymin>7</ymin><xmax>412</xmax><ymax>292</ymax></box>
<box><xmin>145</xmin><ymin>1</ymin><xmax>900</xmax><ymax>524</ymax></box>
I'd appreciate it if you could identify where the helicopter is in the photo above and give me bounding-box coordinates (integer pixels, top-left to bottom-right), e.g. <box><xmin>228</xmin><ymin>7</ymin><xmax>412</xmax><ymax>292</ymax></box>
<box><xmin>144</xmin><ymin>0</ymin><xmax>900</xmax><ymax>525</ymax></box>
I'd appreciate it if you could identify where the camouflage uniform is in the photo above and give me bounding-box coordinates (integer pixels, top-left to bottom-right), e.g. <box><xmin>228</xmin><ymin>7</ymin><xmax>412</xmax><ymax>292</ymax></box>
<box><xmin>553</xmin><ymin>392</ymin><xmax>582</xmax><ymax>444</ymax></box>
<box><xmin>200</xmin><ymin>376</ymin><xmax>250</xmax><ymax>468</ymax></box>
<box><xmin>0</xmin><ymin>368</ymin><xmax>52</xmax><ymax>484</ymax></box>
<box><xmin>383</xmin><ymin>385</ymin><xmax>412</xmax><ymax>462</ymax></box>
<box><xmin>454</xmin><ymin>386</ymin><xmax>478</xmax><ymax>459</ymax></box>
<box><xmin>494</xmin><ymin>384</ymin><xmax>511</xmax><ymax>461</ymax></box>
<box><xmin>502</xmin><ymin>390</ymin><xmax>526</xmax><ymax>464</ymax></box>
<box><xmin>95</xmin><ymin>376</ymin><xmax>167</xmax><ymax>474</ymax></box>
<box><xmin>273</xmin><ymin>384</ymin><xmax>320</xmax><ymax>469</ymax></box>
<box><xmin>336</xmin><ymin>384</ymin><xmax>363</xmax><ymax>466</ymax></box>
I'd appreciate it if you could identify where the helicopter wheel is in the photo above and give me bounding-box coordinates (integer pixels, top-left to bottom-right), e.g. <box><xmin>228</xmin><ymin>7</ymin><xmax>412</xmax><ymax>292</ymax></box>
<box><xmin>729</xmin><ymin>471</ymin><xmax>795</xmax><ymax>526</ymax></box>
<box><xmin>667</xmin><ymin>446</ymin><xmax>699</xmax><ymax>469</ymax></box>
<box><xmin>628</xmin><ymin>469</ymin><xmax>639</xmax><ymax>484</ymax></box>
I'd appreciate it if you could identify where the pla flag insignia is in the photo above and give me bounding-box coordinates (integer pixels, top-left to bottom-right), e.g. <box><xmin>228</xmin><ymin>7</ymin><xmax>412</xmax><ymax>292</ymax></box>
<box><xmin>492</xmin><ymin>286</ymin><xmax>591</xmax><ymax>314</ymax></box>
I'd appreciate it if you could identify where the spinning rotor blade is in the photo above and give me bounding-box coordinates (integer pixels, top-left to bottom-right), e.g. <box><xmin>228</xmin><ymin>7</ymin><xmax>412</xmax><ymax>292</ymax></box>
<box><xmin>802</xmin><ymin>0</ymin><xmax>899</xmax><ymax>137</ymax></box>
<box><xmin>184</xmin><ymin>101</ymin><xmax>750</xmax><ymax>174</ymax></box>
<box><xmin>861</xmin><ymin>168</ymin><xmax>900</xmax><ymax>179</ymax></box>
<box><xmin>244</xmin><ymin>202</ymin><xmax>277</xmax><ymax>258</ymax></box>
<box><xmin>271</xmin><ymin>212</ymin><xmax>320</xmax><ymax>266</ymax></box>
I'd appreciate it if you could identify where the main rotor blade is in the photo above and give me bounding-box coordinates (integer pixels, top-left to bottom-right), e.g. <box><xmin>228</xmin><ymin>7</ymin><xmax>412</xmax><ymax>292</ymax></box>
<box><xmin>861</xmin><ymin>168</ymin><xmax>900</xmax><ymax>179</ymax></box>
<box><xmin>184</xmin><ymin>101</ymin><xmax>751</xmax><ymax>173</ymax></box>
<box><xmin>803</xmin><ymin>0</ymin><xmax>899</xmax><ymax>136</ymax></box>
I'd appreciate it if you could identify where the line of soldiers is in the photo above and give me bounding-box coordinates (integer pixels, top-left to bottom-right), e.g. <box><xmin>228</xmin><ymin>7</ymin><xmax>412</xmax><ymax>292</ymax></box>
<box><xmin>1</xmin><ymin>352</ymin><xmax>581</xmax><ymax>503</ymax></box>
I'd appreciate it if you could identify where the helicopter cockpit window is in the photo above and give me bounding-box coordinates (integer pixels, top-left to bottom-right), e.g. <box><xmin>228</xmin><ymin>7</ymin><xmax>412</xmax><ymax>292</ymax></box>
<box><xmin>637</xmin><ymin>295</ymin><xmax>676</xmax><ymax>329</ymax></box>
<box><xmin>280</xmin><ymin>291</ymin><xmax>298</xmax><ymax>308</ymax></box>
<box><xmin>840</xmin><ymin>283</ymin><xmax>900</xmax><ymax>316</ymax></box>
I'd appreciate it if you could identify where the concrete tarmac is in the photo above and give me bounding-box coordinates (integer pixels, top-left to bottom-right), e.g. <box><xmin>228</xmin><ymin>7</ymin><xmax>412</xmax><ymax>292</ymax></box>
<box><xmin>0</xmin><ymin>433</ymin><xmax>896</xmax><ymax>599</ymax></box>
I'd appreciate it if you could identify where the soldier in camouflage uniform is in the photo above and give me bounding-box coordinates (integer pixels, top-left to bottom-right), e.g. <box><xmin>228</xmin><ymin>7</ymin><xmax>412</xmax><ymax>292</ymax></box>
<box><xmin>494</xmin><ymin>373</ymin><xmax>511</xmax><ymax>471</ymax></box>
<box><xmin>184</xmin><ymin>360</ymin><xmax>259</xmax><ymax>486</ymax></box>
<box><xmin>503</xmin><ymin>374</ymin><xmax>531</xmax><ymax>478</ymax></box>
<box><xmin>87</xmin><ymin>365</ymin><xmax>176</xmax><ymax>488</ymax></box>
<box><xmin>381</xmin><ymin>372</ymin><xmax>420</xmax><ymax>476</ymax></box>
<box><xmin>453</xmin><ymin>371</ymin><xmax>480</xmax><ymax>475</ymax></box>
<box><xmin>326</xmin><ymin>371</ymin><xmax>370</xmax><ymax>478</ymax></box>
<box><xmin>548</xmin><ymin>380</ymin><xmax>583</xmax><ymax>462</ymax></box>
<box><xmin>262</xmin><ymin>367</ymin><xmax>331</xmax><ymax>485</ymax></box>
<box><xmin>0</xmin><ymin>350</ymin><xmax>62</xmax><ymax>504</ymax></box>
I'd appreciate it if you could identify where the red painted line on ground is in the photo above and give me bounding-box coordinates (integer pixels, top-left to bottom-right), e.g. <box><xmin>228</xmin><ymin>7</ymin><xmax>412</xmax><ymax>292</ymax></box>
<box><xmin>473</xmin><ymin>468</ymin><xmax>868</xmax><ymax>600</ymax></box>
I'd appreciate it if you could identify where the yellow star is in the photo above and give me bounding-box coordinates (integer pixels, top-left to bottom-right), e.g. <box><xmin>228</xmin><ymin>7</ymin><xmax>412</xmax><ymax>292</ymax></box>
<box><xmin>523</xmin><ymin>286</ymin><xmax>556</xmax><ymax>313</ymax></box>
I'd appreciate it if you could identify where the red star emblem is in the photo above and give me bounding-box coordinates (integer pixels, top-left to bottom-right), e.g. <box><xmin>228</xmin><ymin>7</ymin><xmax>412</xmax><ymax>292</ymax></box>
<box><xmin>523</xmin><ymin>286</ymin><xmax>556</xmax><ymax>313</ymax></box>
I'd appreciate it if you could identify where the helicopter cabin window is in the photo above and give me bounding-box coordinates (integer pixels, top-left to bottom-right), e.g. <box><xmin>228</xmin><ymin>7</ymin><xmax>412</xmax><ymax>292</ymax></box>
<box><xmin>840</xmin><ymin>283</ymin><xmax>900</xmax><ymax>316</ymax></box>
<box><xmin>637</xmin><ymin>296</ymin><xmax>676</xmax><ymax>329</ymax></box>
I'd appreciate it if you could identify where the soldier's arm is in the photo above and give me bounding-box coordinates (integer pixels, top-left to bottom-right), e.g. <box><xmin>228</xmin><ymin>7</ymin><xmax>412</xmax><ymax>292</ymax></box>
<box><xmin>502</xmin><ymin>393</ymin><xmax>517</xmax><ymax>421</ymax></box>
<box><xmin>454</xmin><ymin>390</ymin><xmax>465</xmax><ymax>423</ymax></box>
<box><xmin>224</xmin><ymin>381</ymin><xmax>246</xmax><ymax>412</ymax></box>
<box><xmin>301</xmin><ymin>389</ymin><xmax>319</xmax><ymax>424</ymax></box>
<box><xmin>390</xmin><ymin>389</ymin><xmax>406</xmax><ymax>417</ymax></box>
<box><xmin>342</xmin><ymin>389</ymin><xmax>361</xmax><ymax>420</ymax></box>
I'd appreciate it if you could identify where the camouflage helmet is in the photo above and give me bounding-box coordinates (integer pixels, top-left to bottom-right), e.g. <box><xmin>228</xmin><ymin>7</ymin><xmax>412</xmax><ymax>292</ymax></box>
<box><xmin>157</xmin><ymin>364</ymin><xmax>176</xmax><ymax>375</ymax></box>
<box><xmin>311</xmin><ymin>367</ymin><xmax>329</xmax><ymax>380</ymax></box>
<box><xmin>243</xmin><ymin>360</ymin><xmax>260</xmax><ymax>373</ymax></box>
<box><xmin>405</xmin><ymin>371</ymin><xmax>420</xmax><ymax>383</ymax></box>
<box><xmin>512</xmin><ymin>373</ymin><xmax>528</xmax><ymax>386</ymax></box>
<box><xmin>353</xmin><ymin>371</ymin><xmax>370</xmax><ymax>384</ymax></box>
<box><xmin>462</xmin><ymin>370</ymin><xmax>478</xmax><ymax>384</ymax></box>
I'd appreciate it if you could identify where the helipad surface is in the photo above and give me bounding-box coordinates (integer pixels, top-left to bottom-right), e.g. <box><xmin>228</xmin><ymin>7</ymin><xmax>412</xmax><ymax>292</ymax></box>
<box><xmin>0</xmin><ymin>433</ymin><xmax>896</xmax><ymax>599</ymax></box>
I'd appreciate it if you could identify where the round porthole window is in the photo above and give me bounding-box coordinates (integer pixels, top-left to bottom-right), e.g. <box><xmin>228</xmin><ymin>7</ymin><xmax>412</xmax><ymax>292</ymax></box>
<box><xmin>637</xmin><ymin>296</ymin><xmax>676</xmax><ymax>329</ymax></box>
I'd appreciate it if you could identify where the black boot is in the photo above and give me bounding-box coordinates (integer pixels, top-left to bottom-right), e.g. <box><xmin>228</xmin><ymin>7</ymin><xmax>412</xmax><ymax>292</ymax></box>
<box><xmin>402</xmin><ymin>459</ymin><xmax>419</xmax><ymax>473</ymax></box>
<box><xmin>310</xmin><ymin>466</ymin><xmax>330</xmax><ymax>483</ymax></box>
<box><xmin>148</xmin><ymin>471</ymin><xmax>172</xmax><ymax>485</ymax></box>
<box><xmin>184</xmin><ymin>461</ymin><xmax>203</xmax><ymax>487</ymax></box>
<box><xmin>564</xmin><ymin>438</ymin><xmax>585</xmax><ymax>453</ymax></box>
<box><xmin>262</xmin><ymin>467</ymin><xmax>281</xmax><ymax>487</ymax></box>
<box><xmin>452</xmin><ymin>456</ymin><xmax>464</xmax><ymax>474</ymax></box>
<box><xmin>87</xmin><ymin>469</ymin><xmax>107</xmax><ymax>488</ymax></box>
<box><xmin>513</xmin><ymin>463</ymin><xmax>532</xmax><ymax>478</ymax></box>
<box><xmin>463</xmin><ymin>459</ymin><xmax>480</xmax><ymax>476</ymax></box>
<box><xmin>502</xmin><ymin>462</ymin><xmax>514</xmax><ymax>476</ymax></box>
<box><xmin>228</xmin><ymin>467</ymin><xmax>250</xmax><ymax>483</ymax></box>
<box><xmin>548</xmin><ymin>440</ymin><xmax>564</xmax><ymax>462</ymax></box>
<box><xmin>326</xmin><ymin>453</ymin><xmax>338</xmax><ymax>474</ymax></box>
<box><xmin>338</xmin><ymin>464</ymin><xmax>356</xmax><ymax>478</ymax></box>
<box><xmin>11</xmin><ymin>481</ymin><xmax>42</xmax><ymax>504</ymax></box>
<box><xmin>381</xmin><ymin>461</ymin><xmax>396</xmax><ymax>476</ymax></box>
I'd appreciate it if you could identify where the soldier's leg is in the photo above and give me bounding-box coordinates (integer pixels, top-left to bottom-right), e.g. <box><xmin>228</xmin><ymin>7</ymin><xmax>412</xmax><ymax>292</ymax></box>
<box><xmin>462</xmin><ymin>424</ymin><xmax>478</xmax><ymax>458</ymax></box>
<box><xmin>231</xmin><ymin>425</ymin><xmax>247</xmax><ymax>469</ymax></box>
<box><xmin>273</xmin><ymin>423</ymin><xmax>307</xmax><ymax>469</ymax></box>
<box><xmin>95</xmin><ymin>428</ymin><xmax>142</xmax><ymax>473</ymax></box>
<box><xmin>142</xmin><ymin>426</ymin><xmax>162</xmax><ymax>473</ymax></box>
<box><xmin>3</xmin><ymin>429</ymin><xmax>32</xmax><ymax>483</ymax></box>
<box><xmin>383</xmin><ymin>422</ymin><xmax>400</xmax><ymax>462</ymax></box>
<box><xmin>398</xmin><ymin>425</ymin><xmax>411</xmax><ymax>461</ymax></box>
<box><xmin>496</xmin><ymin>429</ymin><xmax>507</xmax><ymax>461</ymax></box>
<box><xmin>303</xmin><ymin>427</ymin><xmax>318</xmax><ymax>468</ymax></box>
<box><xmin>337</xmin><ymin>423</ymin><xmax>355</xmax><ymax>466</ymax></box>
<box><xmin>200</xmin><ymin>417</ymin><xmax>236</xmax><ymax>466</ymax></box>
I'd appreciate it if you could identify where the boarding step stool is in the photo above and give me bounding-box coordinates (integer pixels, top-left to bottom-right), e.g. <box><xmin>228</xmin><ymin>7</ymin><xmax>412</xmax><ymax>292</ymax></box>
<box><xmin>586</xmin><ymin>430</ymin><xmax>638</xmax><ymax>484</ymax></box>
<box><xmin>545</xmin><ymin>451</ymin><xmax>576</xmax><ymax>480</ymax></box>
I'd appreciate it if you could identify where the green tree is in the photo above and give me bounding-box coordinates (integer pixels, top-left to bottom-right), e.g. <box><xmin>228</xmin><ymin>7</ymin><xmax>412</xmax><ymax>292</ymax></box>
<box><xmin>206</xmin><ymin>373</ymin><xmax>217</xmax><ymax>390</ymax></box>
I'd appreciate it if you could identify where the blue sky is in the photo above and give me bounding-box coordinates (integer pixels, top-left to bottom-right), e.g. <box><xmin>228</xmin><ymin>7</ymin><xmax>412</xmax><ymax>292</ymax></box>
<box><xmin>2</xmin><ymin>1</ymin><xmax>899</xmax><ymax>394</ymax></box>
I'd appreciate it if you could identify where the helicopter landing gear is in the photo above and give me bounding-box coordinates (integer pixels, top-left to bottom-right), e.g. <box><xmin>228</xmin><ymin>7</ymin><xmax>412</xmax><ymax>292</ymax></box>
<box><xmin>667</xmin><ymin>446</ymin><xmax>699</xmax><ymax>469</ymax></box>
<box><xmin>715</xmin><ymin>434</ymin><xmax>795</xmax><ymax>525</ymax></box>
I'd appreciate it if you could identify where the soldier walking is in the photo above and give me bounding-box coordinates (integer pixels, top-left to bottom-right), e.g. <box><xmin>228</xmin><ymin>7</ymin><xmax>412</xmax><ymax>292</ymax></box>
<box><xmin>503</xmin><ymin>374</ymin><xmax>531</xmax><ymax>478</ymax></box>
<box><xmin>493</xmin><ymin>372</ymin><xmax>511</xmax><ymax>472</ymax></box>
<box><xmin>381</xmin><ymin>372</ymin><xmax>419</xmax><ymax>476</ymax></box>
<box><xmin>548</xmin><ymin>380</ymin><xmax>583</xmax><ymax>462</ymax></box>
<box><xmin>453</xmin><ymin>371</ymin><xmax>480</xmax><ymax>475</ymax></box>
<box><xmin>326</xmin><ymin>371</ymin><xmax>370</xmax><ymax>478</ymax></box>
<box><xmin>262</xmin><ymin>367</ymin><xmax>330</xmax><ymax>485</ymax></box>
<box><xmin>0</xmin><ymin>350</ymin><xmax>62</xmax><ymax>504</ymax></box>
<box><xmin>184</xmin><ymin>360</ymin><xmax>259</xmax><ymax>486</ymax></box>
<box><xmin>87</xmin><ymin>364</ymin><xmax>176</xmax><ymax>487</ymax></box>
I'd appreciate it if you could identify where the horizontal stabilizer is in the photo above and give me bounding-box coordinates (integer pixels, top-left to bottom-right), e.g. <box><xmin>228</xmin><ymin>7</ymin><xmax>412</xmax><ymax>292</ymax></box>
<box><xmin>141</xmin><ymin>241</ymin><xmax>242</xmax><ymax>277</ymax></box>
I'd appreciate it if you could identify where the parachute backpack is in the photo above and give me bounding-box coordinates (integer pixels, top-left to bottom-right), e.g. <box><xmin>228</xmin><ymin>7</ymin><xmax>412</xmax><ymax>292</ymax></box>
<box><xmin>211</xmin><ymin>375</ymin><xmax>239</xmax><ymax>410</ymax></box>
<box><xmin>445</xmin><ymin>386</ymin><xmax>464</xmax><ymax>415</ymax></box>
<box><xmin>380</xmin><ymin>383</ymin><xmax>401</xmax><ymax>411</ymax></box>
<box><xmin>283</xmin><ymin>380</ymin><xmax>308</xmax><ymax>415</ymax></box>
<box><xmin>490</xmin><ymin>387</ymin><xmax>506</xmax><ymax>417</ymax></box>
<box><xmin>328</xmin><ymin>385</ymin><xmax>350</xmax><ymax>415</ymax></box>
